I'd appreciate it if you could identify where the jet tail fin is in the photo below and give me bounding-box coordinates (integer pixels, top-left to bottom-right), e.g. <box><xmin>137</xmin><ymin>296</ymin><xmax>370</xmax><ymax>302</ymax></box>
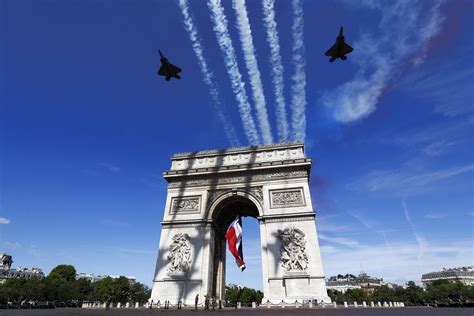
<box><xmin>339</xmin><ymin>26</ymin><xmax>343</xmax><ymax>36</ymax></box>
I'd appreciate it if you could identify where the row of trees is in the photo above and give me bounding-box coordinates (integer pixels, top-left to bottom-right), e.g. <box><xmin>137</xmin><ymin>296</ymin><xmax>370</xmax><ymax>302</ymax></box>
<box><xmin>0</xmin><ymin>264</ymin><xmax>150</xmax><ymax>305</ymax></box>
<box><xmin>328</xmin><ymin>280</ymin><xmax>474</xmax><ymax>307</ymax></box>
<box><xmin>225</xmin><ymin>286</ymin><xmax>264</xmax><ymax>305</ymax></box>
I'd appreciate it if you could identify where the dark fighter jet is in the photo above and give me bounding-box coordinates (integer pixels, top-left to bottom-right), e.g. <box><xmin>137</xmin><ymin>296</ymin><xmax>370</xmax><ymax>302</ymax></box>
<box><xmin>157</xmin><ymin>50</ymin><xmax>181</xmax><ymax>81</ymax></box>
<box><xmin>325</xmin><ymin>27</ymin><xmax>353</xmax><ymax>62</ymax></box>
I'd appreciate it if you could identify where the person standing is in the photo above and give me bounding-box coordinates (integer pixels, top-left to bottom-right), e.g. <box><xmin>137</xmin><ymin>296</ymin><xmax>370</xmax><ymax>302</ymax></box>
<box><xmin>195</xmin><ymin>294</ymin><xmax>199</xmax><ymax>310</ymax></box>
<box><xmin>205</xmin><ymin>294</ymin><xmax>209</xmax><ymax>310</ymax></box>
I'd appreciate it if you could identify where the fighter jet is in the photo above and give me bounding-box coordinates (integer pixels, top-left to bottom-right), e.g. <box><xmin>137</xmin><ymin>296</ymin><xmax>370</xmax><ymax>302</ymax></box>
<box><xmin>325</xmin><ymin>27</ymin><xmax>353</xmax><ymax>62</ymax></box>
<box><xmin>157</xmin><ymin>50</ymin><xmax>181</xmax><ymax>81</ymax></box>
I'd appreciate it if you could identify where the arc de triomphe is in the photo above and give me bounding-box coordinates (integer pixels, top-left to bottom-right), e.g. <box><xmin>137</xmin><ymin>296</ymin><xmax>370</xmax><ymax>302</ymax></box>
<box><xmin>150</xmin><ymin>142</ymin><xmax>330</xmax><ymax>304</ymax></box>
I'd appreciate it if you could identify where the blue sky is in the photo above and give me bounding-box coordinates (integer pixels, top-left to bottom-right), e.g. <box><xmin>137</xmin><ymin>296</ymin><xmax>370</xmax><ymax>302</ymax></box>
<box><xmin>1</xmin><ymin>0</ymin><xmax>473</xmax><ymax>290</ymax></box>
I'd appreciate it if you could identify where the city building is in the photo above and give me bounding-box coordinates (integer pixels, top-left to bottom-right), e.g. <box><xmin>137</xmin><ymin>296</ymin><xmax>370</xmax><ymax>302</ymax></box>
<box><xmin>0</xmin><ymin>253</ymin><xmax>44</xmax><ymax>284</ymax></box>
<box><xmin>326</xmin><ymin>272</ymin><xmax>384</xmax><ymax>293</ymax></box>
<box><xmin>76</xmin><ymin>272</ymin><xmax>136</xmax><ymax>284</ymax></box>
<box><xmin>421</xmin><ymin>266</ymin><xmax>474</xmax><ymax>288</ymax></box>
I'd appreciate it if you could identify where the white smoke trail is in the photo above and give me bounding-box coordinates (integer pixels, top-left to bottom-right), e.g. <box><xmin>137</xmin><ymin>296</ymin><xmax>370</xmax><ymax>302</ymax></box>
<box><xmin>262</xmin><ymin>0</ymin><xmax>289</xmax><ymax>141</ymax></box>
<box><xmin>232</xmin><ymin>0</ymin><xmax>273</xmax><ymax>144</ymax></box>
<box><xmin>178</xmin><ymin>0</ymin><xmax>241</xmax><ymax>147</ymax></box>
<box><xmin>290</xmin><ymin>0</ymin><xmax>307</xmax><ymax>142</ymax></box>
<box><xmin>207</xmin><ymin>0</ymin><xmax>261</xmax><ymax>145</ymax></box>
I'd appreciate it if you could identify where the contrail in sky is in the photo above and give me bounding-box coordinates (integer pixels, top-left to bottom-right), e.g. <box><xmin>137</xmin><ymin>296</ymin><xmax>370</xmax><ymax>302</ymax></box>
<box><xmin>178</xmin><ymin>0</ymin><xmax>240</xmax><ymax>147</ymax></box>
<box><xmin>233</xmin><ymin>0</ymin><xmax>273</xmax><ymax>144</ymax></box>
<box><xmin>262</xmin><ymin>0</ymin><xmax>289</xmax><ymax>141</ymax></box>
<box><xmin>402</xmin><ymin>198</ymin><xmax>426</xmax><ymax>262</ymax></box>
<box><xmin>290</xmin><ymin>0</ymin><xmax>307</xmax><ymax>142</ymax></box>
<box><xmin>207</xmin><ymin>0</ymin><xmax>260</xmax><ymax>145</ymax></box>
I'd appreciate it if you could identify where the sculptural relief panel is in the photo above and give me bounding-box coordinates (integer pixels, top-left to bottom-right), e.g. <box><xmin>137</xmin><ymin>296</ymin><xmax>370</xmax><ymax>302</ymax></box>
<box><xmin>278</xmin><ymin>227</ymin><xmax>308</xmax><ymax>272</ymax></box>
<box><xmin>167</xmin><ymin>233</ymin><xmax>192</xmax><ymax>275</ymax></box>
<box><xmin>269</xmin><ymin>188</ymin><xmax>305</xmax><ymax>208</ymax></box>
<box><xmin>170</xmin><ymin>196</ymin><xmax>201</xmax><ymax>214</ymax></box>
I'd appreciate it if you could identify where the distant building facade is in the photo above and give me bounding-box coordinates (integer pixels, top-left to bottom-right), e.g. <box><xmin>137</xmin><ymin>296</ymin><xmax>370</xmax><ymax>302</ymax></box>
<box><xmin>0</xmin><ymin>253</ymin><xmax>44</xmax><ymax>284</ymax></box>
<box><xmin>76</xmin><ymin>272</ymin><xmax>136</xmax><ymax>284</ymax></box>
<box><xmin>326</xmin><ymin>272</ymin><xmax>384</xmax><ymax>293</ymax></box>
<box><xmin>422</xmin><ymin>266</ymin><xmax>474</xmax><ymax>288</ymax></box>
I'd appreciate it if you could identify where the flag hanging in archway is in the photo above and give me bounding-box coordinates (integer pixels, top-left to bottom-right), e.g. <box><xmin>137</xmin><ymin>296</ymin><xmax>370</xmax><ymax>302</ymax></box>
<box><xmin>225</xmin><ymin>215</ymin><xmax>246</xmax><ymax>271</ymax></box>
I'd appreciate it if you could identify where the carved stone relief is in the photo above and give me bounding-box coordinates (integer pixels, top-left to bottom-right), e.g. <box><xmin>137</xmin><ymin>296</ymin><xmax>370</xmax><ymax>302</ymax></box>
<box><xmin>278</xmin><ymin>227</ymin><xmax>308</xmax><ymax>272</ymax></box>
<box><xmin>168</xmin><ymin>168</ymin><xmax>308</xmax><ymax>188</ymax></box>
<box><xmin>270</xmin><ymin>188</ymin><xmax>305</xmax><ymax>208</ymax></box>
<box><xmin>167</xmin><ymin>233</ymin><xmax>192</xmax><ymax>274</ymax></box>
<box><xmin>207</xmin><ymin>187</ymin><xmax>263</xmax><ymax>207</ymax></box>
<box><xmin>170</xmin><ymin>196</ymin><xmax>201</xmax><ymax>213</ymax></box>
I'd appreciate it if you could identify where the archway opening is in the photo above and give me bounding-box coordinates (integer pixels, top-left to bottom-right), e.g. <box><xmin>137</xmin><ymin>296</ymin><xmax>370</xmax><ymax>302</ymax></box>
<box><xmin>210</xmin><ymin>195</ymin><xmax>262</xmax><ymax>302</ymax></box>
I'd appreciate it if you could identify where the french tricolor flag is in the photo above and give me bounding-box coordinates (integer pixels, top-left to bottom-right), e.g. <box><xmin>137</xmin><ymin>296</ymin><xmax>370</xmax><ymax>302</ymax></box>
<box><xmin>225</xmin><ymin>215</ymin><xmax>246</xmax><ymax>271</ymax></box>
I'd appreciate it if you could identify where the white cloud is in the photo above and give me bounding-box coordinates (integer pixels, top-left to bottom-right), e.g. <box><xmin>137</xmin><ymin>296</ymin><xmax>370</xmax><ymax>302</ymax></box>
<box><xmin>321</xmin><ymin>0</ymin><xmax>445</xmax><ymax>123</ymax></box>
<box><xmin>0</xmin><ymin>217</ymin><xmax>11</xmax><ymax>224</ymax></box>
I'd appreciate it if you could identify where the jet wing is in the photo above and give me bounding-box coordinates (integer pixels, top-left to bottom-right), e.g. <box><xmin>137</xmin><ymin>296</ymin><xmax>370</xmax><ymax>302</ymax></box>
<box><xmin>325</xmin><ymin>44</ymin><xmax>337</xmax><ymax>56</ymax></box>
<box><xmin>170</xmin><ymin>64</ymin><xmax>182</xmax><ymax>74</ymax></box>
<box><xmin>342</xmin><ymin>43</ymin><xmax>353</xmax><ymax>55</ymax></box>
<box><xmin>158</xmin><ymin>65</ymin><xmax>167</xmax><ymax>76</ymax></box>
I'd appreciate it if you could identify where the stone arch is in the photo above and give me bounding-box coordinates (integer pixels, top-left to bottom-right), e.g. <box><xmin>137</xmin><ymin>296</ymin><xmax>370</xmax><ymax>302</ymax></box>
<box><xmin>207</xmin><ymin>189</ymin><xmax>263</xmax><ymax>229</ymax></box>
<box><xmin>150</xmin><ymin>143</ymin><xmax>331</xmax><ymax>305</ymax></box>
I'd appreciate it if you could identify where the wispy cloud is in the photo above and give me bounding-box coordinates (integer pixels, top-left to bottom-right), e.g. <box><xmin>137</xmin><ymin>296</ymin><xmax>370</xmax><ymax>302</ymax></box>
<box><xmin>3</xmin><ymin>241</ymin><xmax>21</xmax><ymax>249</ymax></box>
<box><xmin>232</xmin><ymin>0</ymin><xmax>273</xmax><ymax>144</ymax></box>
<box><xmin>117</xmin><ymin>247</ymin><xmax>155</xmax><ymax>255</ymax></box>
<box><xmin>177</xmin><ymin>0</ymin><xmax>241</xmax><ymax>147</ymax></box>
<box><xmin>207</xmin><ymin>0</ymin><xmax>260</xmax><ymax>145</ymax></box>
<box><xmin>403</xmin><ymin>198</ymin><xmax>426</xmax><ymax>262</ymax></box>
<box><xmin>98</xmin><ymin>163</ymin><xmax>120</xmax><ymax>173</ymax></box>
<box><xmin>290</xmin><ymin>0</ymin><xmax>307</xmax><ymax>142</ymax></box>
<box><xmin>140</xmin><ymin>174</ymin><xmax>166</xmax><ymax>190</ymax></box>
<box><xmin>321</xmin><ymin>0</ymin><xmax>445</xmax><ymax>123</ymax></box>
<box><xmin>319</xmin><ymin>233</ymin><xmax>360</xmax><ymax>247</ymax></box>
<box><xmin>0</xmin><ymin>217</ymin><xmax>11</xmax><ymax>225</ymax></box>
<box><xmin>321</xmin><ymin>238</ymin><xmax>473</xmax><ymax>284</ymax></box>
<box><xmin>351</xmin><ymin>164</ymin><xmax>474</xmax><ymax>194</ymax></box>
<box><xmin>400</xmin><ymin>57</ymin><xmax>474</xmax><ymax>117</ymax></box>
<box><xmin>100</xmin><ymin>219</ymin><xmax>130</xmax><ymax>228</ymax></box>
<box><xmin>424</xmin><ymin>212</ymin><xmax>449</xmax><ymax>220</ymax></box>
<box><xmin>262</xmin><ymin>0</ymin><xmax>289</xmax><ymax>141</ymax></box>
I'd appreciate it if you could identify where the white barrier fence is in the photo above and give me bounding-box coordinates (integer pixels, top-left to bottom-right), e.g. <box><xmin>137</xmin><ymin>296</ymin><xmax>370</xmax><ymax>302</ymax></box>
<box><xmin>81</xmin><ymin>300</ymin><xmax>406</xmax><ymax>309</ymax></box>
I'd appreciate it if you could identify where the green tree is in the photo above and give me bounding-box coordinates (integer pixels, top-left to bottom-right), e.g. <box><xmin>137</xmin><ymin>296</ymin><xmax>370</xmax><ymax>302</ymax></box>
<box><xmin>344</xmin><ymin>288</ymin><xmax>369</xmax><ymax>303</ymax></box>
<box><xmin>48</xmin><ymin>264</ymin><xmax>76</xmax><ymax>283</ymax></box>
<box><xmin>113</xmin><ymin>276</ymin><xmax>130</xmax><ymax>303</ymax></box>
<box><xmin>129</xmin><ymin>282</ymin><xmax>151</xmax><ymax>303</ymax></box>
<box><xmin>91</xmin><ymin>277</ymin><xmax>114</xmax><ymax>302</ymax></box>
<box><xmin>75</xmin><ymin>278</ymin><xmax>93</xmax><ymax>301</ymax></box>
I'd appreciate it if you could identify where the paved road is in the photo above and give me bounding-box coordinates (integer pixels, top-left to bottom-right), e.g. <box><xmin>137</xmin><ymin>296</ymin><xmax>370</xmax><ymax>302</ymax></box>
<box><xmin>1</xmin><ymin>308</ymin><xmax>473</xmax><ymax>316</ymax></box>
